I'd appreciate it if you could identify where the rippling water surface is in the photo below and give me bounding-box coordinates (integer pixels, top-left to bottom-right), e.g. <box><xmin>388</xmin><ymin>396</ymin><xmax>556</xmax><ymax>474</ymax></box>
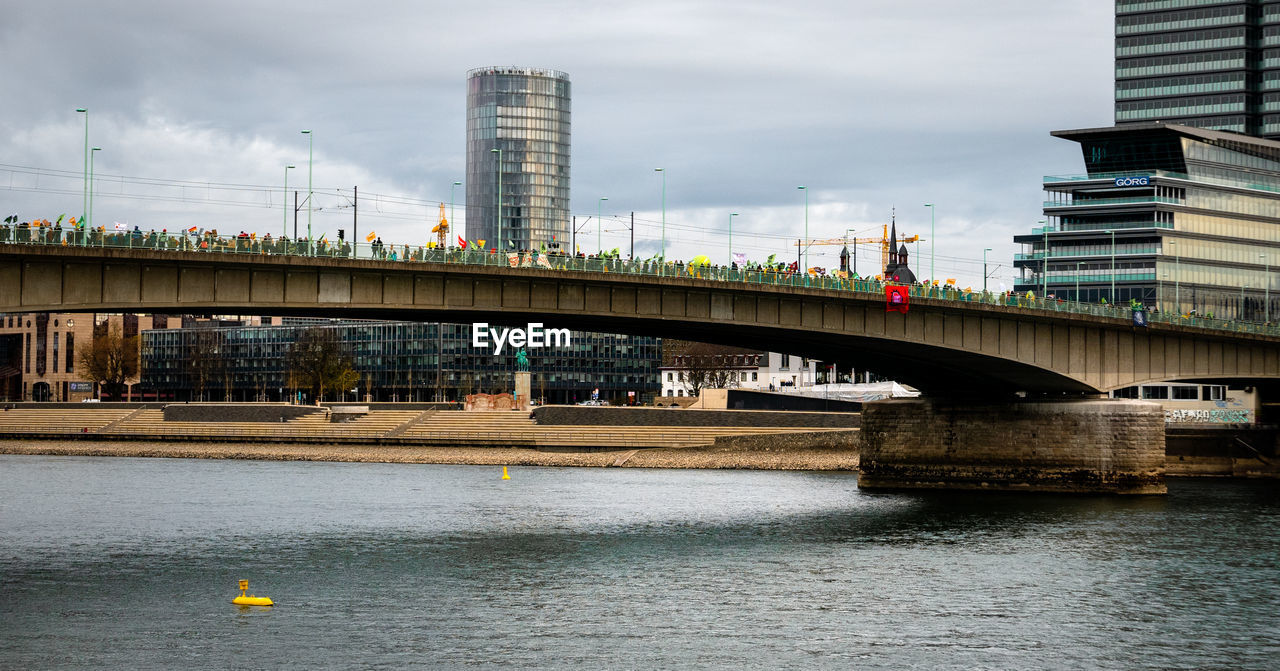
<box><xmin>1</xmin><ymin>454</ymin><xmax>1277</xmax><ymax>669</ymax></box>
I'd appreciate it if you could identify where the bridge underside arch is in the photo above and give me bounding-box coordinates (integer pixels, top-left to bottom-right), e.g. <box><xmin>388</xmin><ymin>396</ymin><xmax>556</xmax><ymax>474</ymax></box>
<box><xmin>4</xmin><ymin>245</ymin><xmax>1278</xmax><ymax>396</ymax></box>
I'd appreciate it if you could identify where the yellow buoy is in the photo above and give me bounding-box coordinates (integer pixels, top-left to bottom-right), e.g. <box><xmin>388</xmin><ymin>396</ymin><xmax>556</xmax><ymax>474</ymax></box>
<box><xmin>502</xmin><ymin>466</ymin><xmax>510</xmax><ymax>480</ymax></box>
<box><xmin>233</xmin><ymin>579</ymin><xmax>274</xmax><ymax>607</ymax></box>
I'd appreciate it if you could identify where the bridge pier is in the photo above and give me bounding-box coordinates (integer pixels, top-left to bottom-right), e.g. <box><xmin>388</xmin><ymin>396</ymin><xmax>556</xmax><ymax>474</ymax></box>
<box><xmin>858</xmin><ymin>398</ymin><xmax>1166</xmax><ymax>495</ymax></box>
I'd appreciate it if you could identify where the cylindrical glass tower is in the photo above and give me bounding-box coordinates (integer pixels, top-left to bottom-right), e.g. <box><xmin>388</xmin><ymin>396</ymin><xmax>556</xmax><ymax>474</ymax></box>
<box><xmin>465</xmin><ymin>66</ymin><xmax>571</xmax><ymax>252</ymax></box>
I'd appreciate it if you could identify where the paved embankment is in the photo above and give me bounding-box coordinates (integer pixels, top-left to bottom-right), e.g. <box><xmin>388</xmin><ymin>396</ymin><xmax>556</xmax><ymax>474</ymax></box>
<box><xmin>0</xmin><ymin>437</ymin><xmax>860</xmax><ymax>471</ymax></box>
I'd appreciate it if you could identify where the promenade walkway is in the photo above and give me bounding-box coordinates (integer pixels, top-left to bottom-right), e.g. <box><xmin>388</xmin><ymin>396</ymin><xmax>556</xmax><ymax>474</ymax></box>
<box><xmin>0</xmin><ymin>407</ymin><xmax>847</xmax><ymax>450</ymax></box>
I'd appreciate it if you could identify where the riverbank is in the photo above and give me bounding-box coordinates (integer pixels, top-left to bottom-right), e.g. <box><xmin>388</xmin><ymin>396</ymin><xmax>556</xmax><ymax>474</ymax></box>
<box><xmin>0</xmin><ymin>439</ymin><xmax>861</xmax><ymax>471</ymax></box>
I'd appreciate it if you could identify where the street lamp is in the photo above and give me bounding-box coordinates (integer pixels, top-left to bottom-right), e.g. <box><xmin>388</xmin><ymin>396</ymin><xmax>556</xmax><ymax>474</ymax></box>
<box><xmin>1039</xmin><ymin>219</ymin><xmax>1048</xmax><ymax>296</ymax></box>
<box><xmin>983</xmin><ymin>248</ymin><xmax>993</xmax><ymax>292</ymax></box>
<box><xmin>491</xmin><ymin>148</ymin><xmax>503</xmax><ymax>252</ymax></box>
<box><xmin>1159</xmin><ymin>272</ymin><xmax>1168</xmax><ymax>314</ymax></box>
<box><xmin>924</xmin><ymin>203</ymin><xmax>935</xmax><ymax>282</ymax></box>
<box><xmin>89</xmin><ymin>147</ymin><xmax>101</xmax><ymax>241</ymax></box>
<box><xmin>1261</xmin><ymin>253</ymin><xmax>1270</xmax><ymax>323</ymax></box>
<box><xmin>598</xmin><ymin>197</ymin><xmax>608</xmax><ymax>253</ymax></box>
<box><xmin>451</xmin><ymin>181</ymin><xmax>462</xmax><ymax>239</ymax></box>
<box><xmin>283</xmin><ymin>165</ymin><xmax>295</xmax><ymax>237</ymax></box>
<box><xmin>301</xmin><ymin>130</ymin><xmax>313</xmax><ymax>252</ymax></box>
<box><xmin>1105</xmin><ymin>229</ymin><xmax>1116</xmax><ymax>305</ymax></box>
<box><xmin>798</xmin><ymin>186</ymin><xmax>809</xmax><ymax>270</ymax></box>
<box><xmin>75</xmin><ymin>108</ymin><xmax>88</xmax><ymax>244</ymax></box>
<box><xmin>655</xmin><ymin>168</ymin><xmax>666</xmax><ymax>268</ymax></box>
<box><xmin>728</xmin><ymin>212</ymin><xmax>739</xmax><ymax>266</ymax></box>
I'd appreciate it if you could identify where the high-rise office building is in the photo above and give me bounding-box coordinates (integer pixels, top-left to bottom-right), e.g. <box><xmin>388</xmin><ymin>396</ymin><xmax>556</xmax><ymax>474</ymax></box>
<box><xmin>1014</xmin><ymin>3</ymin><xmax>1280</xmax><ymax>319</ymax></box>
<box><xmin>1016</xmin><ymin>122</ymin><xmax>1280</xmax><ymax>319</ymax></box>
<box><xmin>1115</xmin><ymin>0</ymin><xmax>1280</xmax><ymax>139</ymax></box>
<box><xmin>465</xmin><ymin>66</ymin><xmax>571</xmax><ymax>251</ymax></box>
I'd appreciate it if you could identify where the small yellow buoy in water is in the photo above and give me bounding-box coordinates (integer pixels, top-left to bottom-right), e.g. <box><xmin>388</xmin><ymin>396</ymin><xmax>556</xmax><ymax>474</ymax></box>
<box><xmin>502</xmin><ymin>466</ymin><xmax>510</xmax><ymax>480</ymax></box>
<box><xmin>233</xmin><ymin>579</ymin><xmax>274</xmax><ymax>607</ymax></box>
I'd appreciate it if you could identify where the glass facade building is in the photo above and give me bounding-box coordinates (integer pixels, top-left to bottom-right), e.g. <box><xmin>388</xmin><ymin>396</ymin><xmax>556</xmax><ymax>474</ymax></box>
<box><xmin>1016</xmin><ymin>123</ymin><xmax>1280</xmax><ymax>320</ymax></box>
<box><xmin>140</xmin><ymin>321</ymin><xmax>659</xmax><ymax>404</ymax></box>
<box><xmin>465</xmin><ymin>66</ymin><xmax>572</xmax><ymax>252</ymax></box>
<box><xmin>1115</xmin><ymin>0</ymin><xmax>1280</xmax><ymax>139</ymax></box>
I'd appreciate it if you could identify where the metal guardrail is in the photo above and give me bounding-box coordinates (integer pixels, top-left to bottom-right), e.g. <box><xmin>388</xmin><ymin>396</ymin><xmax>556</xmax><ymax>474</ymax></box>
<box><xmin>3</xmin><ymin>225</ymin><xmax>1279</xmax><ymax>338</ymax></box>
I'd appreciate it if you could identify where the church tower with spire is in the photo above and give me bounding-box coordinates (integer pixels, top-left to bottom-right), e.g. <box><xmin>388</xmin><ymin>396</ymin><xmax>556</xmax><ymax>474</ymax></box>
<box><xmin>882</xmin><ymin>212</ymin><xmax>917</xmax><ymax>284</ymax></box>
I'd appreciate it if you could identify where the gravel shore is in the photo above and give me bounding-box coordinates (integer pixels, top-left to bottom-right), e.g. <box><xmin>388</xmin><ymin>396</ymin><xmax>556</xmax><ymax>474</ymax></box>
<box><xmin>0</xmin><ymin>439</ymin><xmax>860</xmax><ymax>471</ymax></box>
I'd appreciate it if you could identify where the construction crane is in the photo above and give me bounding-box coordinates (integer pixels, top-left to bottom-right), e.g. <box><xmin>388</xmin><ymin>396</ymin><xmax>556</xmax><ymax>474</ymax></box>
<box><xmin>431</xmin><ymin>203</ymin><xmax>448</xmax><ymax>248</ymax></box>
<box><xmin>796</xmin><ymin>223</ymin><xmax>923</xmax><ymax>273</ymax></box>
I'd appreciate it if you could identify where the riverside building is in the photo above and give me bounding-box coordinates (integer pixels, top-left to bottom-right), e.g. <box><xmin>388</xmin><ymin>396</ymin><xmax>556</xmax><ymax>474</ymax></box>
<box><xmin>465</xmin><ymin>66</ymin><xmax>572</xmax><ymax>251</ymax></box>
<box><xmin>1115</xmin><ymin>0</ymin><xmax>1280</xmax><ymax>138</ymax></box>
<box><xmin>140</xmin><ymin>321</ymin><xmax>659</xmax><ymax>404</ymax></box>
<box><xmin>1016</xmin><ymin>122</ymin><xmax>1280</xmax><ymax>319</ymax></box>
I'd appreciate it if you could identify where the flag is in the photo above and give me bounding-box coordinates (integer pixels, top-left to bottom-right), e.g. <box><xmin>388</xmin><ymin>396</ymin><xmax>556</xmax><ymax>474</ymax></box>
<box><xmin>114</xmin><ymin>222</ymin><xmax>127</xmax><ymax>231</ymax></box>
<box><xmin>477</xmin><ymin>239</ymin><xmax>486</xmax><ymax>249</ymax></box>
<box><xmin>458</xmin><ymin>235</ymin><xmax>466</xmax><ymax>249</ymax></box>
<box><xmin>187</xmin><ymin>226</ymin><xmax>197</xmax><ymax>233</ymax></box>
<box><xmin>365</xmin><ymin>231</ymin><xmax>376</xmax><ymax>243</ymax></box>
<box><xmin>56</xmin><ymin>214</ymin><xmax>65</xmax><ymax>224</ymax></box>
<box><xmin>733</xmin><ymin>252</ymin><xmax>745</xmax><ymax>266</ymax></box>
<box><xmin>885</xmin><ymin>285</ymin><xmax>910</xmax><ymax>314</ymax></box>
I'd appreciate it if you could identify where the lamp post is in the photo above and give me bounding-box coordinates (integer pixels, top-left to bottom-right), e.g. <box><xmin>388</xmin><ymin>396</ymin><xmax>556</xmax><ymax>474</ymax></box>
<box><xmin>1106</xmin><ymin>229</ymin><xmax>1116</xmax><ymax>305</ymax></box>
<box><xmin>75</xmin><ymin>108</ymin><xmax>88</xmax><ymax>244</ymax></box>
<box><xmin>798</xmin><ymin>186</ymin><xmax>809</xmax><ymax>270</ymax></box>
<box><xmin>983</xmin><ymin>248</ymin><xmax>992</xmax><ymax>292</ymax></box>
<box><xmin>655</xmin><ymin>168</ymin><xmax>666</xmax><ymax>269</ymax></box>
<box><xmin>1039</xmin><ymin>219</ymin><xmax>1048</xmax><ymax>296</ymax></box>
<box><xmin>924</xmin><ymin>203</ymin><xmax>935</xmax><ymax>282</ymax></box>
<box><xmin>728</xmin><ymin>212</ymin><xmax>738</xmax><ymax>266</ymax></box>
<box><xmin>89</xmin><ymin>147</ymin><xmax>101</xmax><ymax>240</ymax></box>
<box><xmin>491</xmin><ymin>148</ymin><xmax>503</xmax><ymax>252</ymax></box>
<box><xmin>283</xmin><ymin>165</ymin><xmax>295</xmax><ymax>237</ymax></box>
<box><xmin>1078</xmin><ymin>261</ymin><xmax>1087</xmax><ymax>304</ymax></box>
<box><xmin>598</xmin><ymin>197</ymin><xmax>608</xmax><ymax>253</ymax></box>
<box><xmin>301</xmin><ymin>130</ymin><xmax>313</xmax><ymax>252</ymax></box>
<box><xmin>1159</xmin><ymin>272</ymin><xmax>1168</xmax><ymax>314</ymax></box>
<box><xmin>1261</xmin><ymin>253</ymin><xmax>1270</xmax><ymax>323</ymax></box>
<box><xmin>451</xmin><ymin>181</ymin><xmax>461</xmax><ymax>237</ymax></box>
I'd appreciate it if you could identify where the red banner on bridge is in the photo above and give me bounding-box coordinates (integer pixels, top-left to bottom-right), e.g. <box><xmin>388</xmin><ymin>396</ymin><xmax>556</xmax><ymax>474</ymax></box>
<box><xmin>885</xmin><ymin>285</ymin><xmax>909</xmax><ymax>313</ymax></box>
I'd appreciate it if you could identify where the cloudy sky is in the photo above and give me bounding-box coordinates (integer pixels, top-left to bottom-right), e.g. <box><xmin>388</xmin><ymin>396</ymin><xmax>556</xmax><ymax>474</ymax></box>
<box><xmin>1</xmin><ymin>0</ymin><xmax>1114</xmax><ymax>289</ymax></box>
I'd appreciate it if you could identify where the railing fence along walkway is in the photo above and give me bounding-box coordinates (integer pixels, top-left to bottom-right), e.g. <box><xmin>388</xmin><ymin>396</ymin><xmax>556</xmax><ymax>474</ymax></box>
<box><xmin>4</xmin><ymin>223</ymin><xmax>1277</xmax><ymax>337</ymax></box>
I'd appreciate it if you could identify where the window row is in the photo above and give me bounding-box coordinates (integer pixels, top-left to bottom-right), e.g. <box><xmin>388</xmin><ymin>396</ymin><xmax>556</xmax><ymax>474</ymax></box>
<box><xmin>1116</xmin><ymin>27</ymin><xmax>1246</xmax><ymax>57</ymax></box>
<box><xmin>1117</xmin><ymin>0</ymin><xmax>1245</xmax><ymax>15</ymax></box>
<box><xmin>1116</xmin><ymin>94</ymin><xmax>1246</xmax><ymax>120</ymax></box>
<box><xmin>1116</xmin><ymin>5</ymin><xmax>1246</xmax><ymax>36</ymax></box>
<box><xmin>1117</xmin><ymin>50</ymin><xmax>1245</xmax><ymax>78</ymax></box>
<box><xmin>1116</xmin><ymin>72</ymin><xmax>1245</xmax><ymax>100</ymax></box>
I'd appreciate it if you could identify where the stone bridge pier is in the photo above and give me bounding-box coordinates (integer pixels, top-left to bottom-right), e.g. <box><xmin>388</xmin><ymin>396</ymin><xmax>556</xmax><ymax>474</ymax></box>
<box><xmin>858</xmin><ymin>398</ymin><xmax>1166</xmax><ymax>495</ymax></box>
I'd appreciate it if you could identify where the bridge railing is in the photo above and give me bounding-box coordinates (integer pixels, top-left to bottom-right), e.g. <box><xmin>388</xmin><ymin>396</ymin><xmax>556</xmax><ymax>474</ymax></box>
<box><xmin>4</xmin><ymin>224</ymin><xmax>1279</xmax><ymax>338</ymax></box>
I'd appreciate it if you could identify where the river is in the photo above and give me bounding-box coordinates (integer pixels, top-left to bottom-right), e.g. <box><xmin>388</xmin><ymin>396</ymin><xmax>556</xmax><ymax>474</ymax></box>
<box><xmin>1</xmin><ymin>454</ymin><xmax>1277</xmax><ymax>669</ymax></box>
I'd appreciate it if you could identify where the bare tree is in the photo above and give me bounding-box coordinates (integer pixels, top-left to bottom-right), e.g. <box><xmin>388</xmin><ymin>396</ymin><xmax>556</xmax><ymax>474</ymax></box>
<box><xmin>663</xmin><ymin>340</ymin><xmax>755</xmax><ymax>397</ymax></box>
<box><xmin>185</xmin><ymin>329</ymin><xmax>226</xmax><ymax>402</ymax></box>
<box><xmin>78</xmin><ymin>324</ymin><xmax>138</xmax><ymax>400</ymax></box>
<box><xmin>286</xmin><ymin>328</ymin><xmax>359</xmax><ymax>404</ymax></box>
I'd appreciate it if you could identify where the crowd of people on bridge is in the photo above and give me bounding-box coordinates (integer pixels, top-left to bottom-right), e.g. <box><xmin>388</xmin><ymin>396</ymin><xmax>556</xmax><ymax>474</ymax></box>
<box><xmin>2</xmin><ymin>215</ymin><xmax>1273</xmax><ymax>334</ymax></box>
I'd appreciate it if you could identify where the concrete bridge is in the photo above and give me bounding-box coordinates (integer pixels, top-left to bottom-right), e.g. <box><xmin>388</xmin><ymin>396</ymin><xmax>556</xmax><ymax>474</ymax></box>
<box><xmin>6</xmin><ymin>242</ymin><xmax>1278</xmax><ymax>494</ymax></box>
<box><xmin>3</xmin><ymin>243</ymin><xmax>1278</xmax><ymax>396</ymax></box>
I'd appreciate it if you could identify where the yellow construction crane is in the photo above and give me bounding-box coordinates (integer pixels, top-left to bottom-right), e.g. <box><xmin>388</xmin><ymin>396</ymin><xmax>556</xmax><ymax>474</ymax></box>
<box><xmin>431</xmin><ymin>203</ymin><xmax>448</xmax><ymax>248</ymax></box>
<box><xmin>796</xmin><ymin>224</ymin><xmax>923</xmax><ymax>272</ymax></box>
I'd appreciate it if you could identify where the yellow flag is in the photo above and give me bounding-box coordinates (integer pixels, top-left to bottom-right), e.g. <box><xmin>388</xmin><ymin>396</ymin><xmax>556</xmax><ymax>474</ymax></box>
<box><xmin>365</xmin><ymin>231</ymin><xmax>376</xmax><ymax>243</ymax></box>
<box><xmin>477</xmin><ymin>240</ymin><xmax>486</xmax><ymax>249</ymax></box>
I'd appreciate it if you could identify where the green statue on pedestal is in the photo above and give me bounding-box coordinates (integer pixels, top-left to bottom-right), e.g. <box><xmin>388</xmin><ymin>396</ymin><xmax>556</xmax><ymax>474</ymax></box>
<box><xmin>516</xmin><ymin>347</ymin><xmax>530</xmax><ymax>372</ymax></box>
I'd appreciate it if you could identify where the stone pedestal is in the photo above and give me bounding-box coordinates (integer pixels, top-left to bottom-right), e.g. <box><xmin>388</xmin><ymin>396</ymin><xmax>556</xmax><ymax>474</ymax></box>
<box><xmin>514</xmin><ymin>371</ymin><xmax>531</xmax><ymax>411</ymax></box>
<box><xmin>858</xmin><ymin>398</ymin><xmax>1166</xmax><ymax>495</ymax></box>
